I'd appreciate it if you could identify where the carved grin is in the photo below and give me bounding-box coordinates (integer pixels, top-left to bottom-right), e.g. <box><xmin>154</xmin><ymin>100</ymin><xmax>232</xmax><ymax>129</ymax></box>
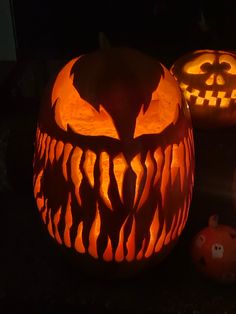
<box><xmin>33</xmin><ymin>124</ymin><xmax>194</xmax><ymax>262</ymax></box>
<box><xmin>180</xmin><ymin>82</ymin><xmax>236</xmax><ymax>108</ymax></box>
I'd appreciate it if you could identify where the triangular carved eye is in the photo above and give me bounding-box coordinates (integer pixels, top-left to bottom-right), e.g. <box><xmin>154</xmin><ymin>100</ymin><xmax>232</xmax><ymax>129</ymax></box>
<box><xmin>52</xmin><ymin>58</ymin><xmax>119</xmax><ymax>139</ymax></box>
<box><xmin>183</xmin><ymin>53</ymin><xmax>215</xmax><ymax>74</ymax></box>
<box><xmin>134</xmin><ymin>67</ymin><xmax>181</xmax><ymax>138</ymax></box>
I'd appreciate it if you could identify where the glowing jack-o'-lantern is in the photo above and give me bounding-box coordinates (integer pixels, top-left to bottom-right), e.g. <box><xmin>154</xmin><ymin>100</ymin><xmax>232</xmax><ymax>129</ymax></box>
<box><xmin>170</xmin><ymin>50</ymin><xmax>236</xmax><ymax>128</ymax></box>
<box><xmin>33</xmin><ymin>48</ymin><xmax>194</xmax><ymax>273</ymax></box>
<box><xmin>191</xmin><ymin>215</ymin><xmax>236</xmax><ymax>283</ymax></box>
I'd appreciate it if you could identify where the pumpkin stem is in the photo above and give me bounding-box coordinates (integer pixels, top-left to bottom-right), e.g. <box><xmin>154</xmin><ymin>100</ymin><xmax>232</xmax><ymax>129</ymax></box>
<box><xmin>98</xmin><ymin>32</ymin><xmax>111</xmax><ymax>50</ymax></box>
<box><xmin>208</xmin><ymin>215</ymin><xmax>219</xmax><ymax>228</ymax></box>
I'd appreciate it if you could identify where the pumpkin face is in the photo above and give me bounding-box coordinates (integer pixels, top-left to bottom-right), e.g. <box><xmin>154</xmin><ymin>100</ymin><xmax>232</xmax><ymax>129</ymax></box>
<box><xmin>170</xmin><ymin>50</ymin><xmax>236</xmax><ymax>128</ymax></box>
<box><xmin>191</xmin><ymin>215</ymin><xmax>236</xmax><ymax>283</ymax></box>
<box><xmin>33</xmin><ymin>48</ymin><xmax>194</xmax><ymax>272</ymax></box>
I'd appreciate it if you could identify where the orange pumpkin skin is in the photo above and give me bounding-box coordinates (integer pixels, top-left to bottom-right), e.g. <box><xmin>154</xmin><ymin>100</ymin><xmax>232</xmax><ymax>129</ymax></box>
<box><xmin>170</xmin><ymin>50</ymin><xmax>236</xmax><ymax>129</ymax></box>
<box><xmin>33</xmin><ymin>48</ymin><xmax>194</xmax><ymax>274</ymax></box>
<box><xmin>191</xmin><ymin>215</ymin><xmax>236</xmax><ymax>283</ymax></box>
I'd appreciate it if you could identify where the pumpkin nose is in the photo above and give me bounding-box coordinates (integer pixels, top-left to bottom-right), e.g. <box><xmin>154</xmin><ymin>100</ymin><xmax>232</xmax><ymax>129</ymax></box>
<box><xmin>205</xmin><ymin>74</ymin><xmax>225</xmax><ymax>86</ymax></box>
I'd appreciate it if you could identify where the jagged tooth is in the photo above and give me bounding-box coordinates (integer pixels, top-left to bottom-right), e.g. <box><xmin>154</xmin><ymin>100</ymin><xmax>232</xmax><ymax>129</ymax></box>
<box><xmin>49</xmin><ymin>138</ymin><xmax>57</xmax><ymax>164</ymax></box>
<box><xmin>164</xmin><ymin>214</ymin><xmax>177</xmax><ymax>245</ymax></box>
<box><xmin>55</xmin><ymin>140</ymin><xmax>64</xmax><ymax>161</ymax></box>
<box><xmin>64</xmin><ymin>193</ymin><xmax>73</xmax><ymax>248</ymax></box>
<box><xmin>126</xmin><ymin>216</ymin><xmax>136</xmax><ymax>262</ymax></box>
<box><xmin>47</xmin><ymin>207</ymin><xmax>54</xmax><ymax>239</ymax></box>
<box><xmin>33</xmin><ymin>169</ymin><xmax>44</xmax><ymax>211</ymax></box>
<box><xmin>33</xmin><ymin>169</ymin><xmax>43</xmax><ymax>197</ymax></box>
<box><xmin>88</xmin><ymin>203</ymin><xmax>101</xmax><ymax>258</ymax></box>
<box><xmin>36</xmin><ymin>195</ymin><xmax>44</xmax><ymax>213</ymax></box>
<box><xmin>153</xmin><ymin>147</ymin><xmax>164</xmax><ymax>186</ymax></box>
<box><xmin>112</xmin><ymin>153</ymin><xmax>127</xmax><ymax>206</ymax></box>
<box><xmin>160</xmin><ymin>145</ymin><xmax>172</xmax><ymax>209</ymax></box>
<box><xmin>155</xmin><ymin>220</ymin><xmax>166</xmax><ymax>253</ymax></box>
<box><xmin>53</xmin><ymin>207</ymin><xmax>63</xmax><ymax>245</ymax></box>
<box><xmin>42</xmin><ymin>199</ymin><xmax>48</xmax><ymax>224</ymax></box>
<box><xmin>170</xmin><ymin>144</ymin><xmax>180</xmax><ymax>185</ymax></box>
<box><xmin>145</xmin><ymin>208</ymin><xmax>160</xmax><ymax>258</ymax></box>
<box><xmin>83</xmin><ymin>150</ymin><xmax>96</xmax><ymax>187</ymax></box>
<box><xmin>36</xmin><ymin>130</ymin><xmax>43</xmax><ymax>155</ymax></box>
<box><xmin>137</xmin><ymin>151</ymin><xmax>154</xmax><ymax>211</ymax></box>
<box><xmin>71</xmin><ymin>147</ymin><xmax>83</xmax><ymax>207</ymax></box>
<box><xmin>44</xmin><ymin>135</ymin><xmax>52</xmax><ymax>166</ymax></box>
<box><xmin>115</xmin><ymin>218</ymin><xmax>127</xmax><ymax>262</ymax></box>
<box><xmin>39</xmin><ymin>133</ymin><xmax>47</xmax><ymax>160</ymax></box>
<box><xmin>178</xmin><ymin>199</ymin><xmax>188</xmax><ymax>236</ymax></box>
<box><xmin>74</xmin><ymin>221</ymin><xmax>85</xmax><ymax>253</ymax></box>
<box><xmin>130</xmin><ymin>153</ymin><xmax>143</xmax><ymax>207</ymax></box>
<box><xmin>100</xmin><ymin>152</ymin><xmax>112</xmax><ymax>209</ymax></box>
<box><xmin>103</xmin><ymin>236</ymin><xmax>113</xmax><ymax>262</ymax></box>
<box><xmin>136</xmin><ymin>239</ymin><xmax>146</xmax><ymax>260</ymax></box>
<box><xmin>171</xmin><ymin>208</ymin><xmax>182</xmax><ymax>240</ymax></box>
<box><xmin>62</xmin><ymin>143</ymin><xmax>73</xmax><ymax>181</ymax></box>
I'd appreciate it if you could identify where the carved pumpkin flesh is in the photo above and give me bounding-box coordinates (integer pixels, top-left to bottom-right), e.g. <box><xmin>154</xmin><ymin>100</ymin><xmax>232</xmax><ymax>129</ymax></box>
<box><xmin>33</xmin><ymin>48</ymin><xmax>194</xmax><ymax>267</ymax></box>
<box><xmin>170</xmin><ymin>50</ymin><xmax>236</xmax><ymax>128</ymax></box>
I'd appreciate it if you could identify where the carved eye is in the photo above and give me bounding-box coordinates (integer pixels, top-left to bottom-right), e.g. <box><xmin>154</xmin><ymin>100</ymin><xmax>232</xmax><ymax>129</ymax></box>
<box><xmin>183</xmin><ymin>53</ymin><xmax>215</xmax><ymax>74</ymax></box>
<box><xmin>54</xmin><ymin>97</ymin><xmax>119</xmax><ymax>139</ymax></box>
<box><xmin>134</xmin><ymin>67</ymin><xmax>181</xmax><ymax>138</ymax></box>
<box><xmin>52</xmin><ymin>59</ymin><xmax>119</xmax><ymax>139</ymax></box>
<box><xmin>219</xmin><ymin>55</ymin><xmax>236</xmax><ymax>74</ymax></box>
<box><xmin>200</xmin><ymin>62</ymin><xmax>213</xmax><ymax>72</ymax></box>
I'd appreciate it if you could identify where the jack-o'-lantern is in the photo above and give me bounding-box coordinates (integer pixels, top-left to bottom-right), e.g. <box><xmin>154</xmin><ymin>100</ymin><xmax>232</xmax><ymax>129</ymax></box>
<box><xmin>170</xmin><ymin>50</ymin><xmax>236</xmax><ymax>128</ymax></box>
<box><xmin>191</xmin><ymin>215</ymin><xmax>236</xmax><ymax>283</ymax></box>
<box><xmin>33</xmin><ymin>48</ymin><xmax>194</xmax><ymax>274</ymax></box>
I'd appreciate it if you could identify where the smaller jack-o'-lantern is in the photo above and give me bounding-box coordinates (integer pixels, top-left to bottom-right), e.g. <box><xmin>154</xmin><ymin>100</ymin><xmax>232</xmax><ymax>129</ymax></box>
<box><xmin>191</xmin><ymin>215</ymin><xmax>236</xmax><ymax>283</ymax></box>
<box><xmin>170</xmin><ymin>50</ymin><xmax>236</xmax><ymax>128</ymax></box>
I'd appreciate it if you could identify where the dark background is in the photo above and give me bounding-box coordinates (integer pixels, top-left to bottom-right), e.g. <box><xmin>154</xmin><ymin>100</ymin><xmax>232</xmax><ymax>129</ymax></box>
<box><xmin>3</xmin><ymin>0</ymin><xmax>236</xmax><ymax>313</ymax></box>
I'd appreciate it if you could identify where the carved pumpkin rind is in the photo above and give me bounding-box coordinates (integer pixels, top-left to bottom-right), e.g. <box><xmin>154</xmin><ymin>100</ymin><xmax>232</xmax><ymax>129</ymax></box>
<box><xmin>170</xmin><ymin>50</ymin><xmax>236</xmax><ymax>129</ymax></box>
<box><xmin>33</xmin><ymin>48</ymin><xmax>194</xmax><ymax>271</ymax></box>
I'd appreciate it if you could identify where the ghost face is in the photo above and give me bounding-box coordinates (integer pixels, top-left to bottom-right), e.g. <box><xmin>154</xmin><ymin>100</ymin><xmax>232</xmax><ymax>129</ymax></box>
<box><xmin>171</xmin><ymin>50</ymin><xmax>236</xmax><ymax>128</ymax></box>
<box><xmin>33</xmin><ymin>48</ymin><xmax>194</xmax><ymax>267</ymax></box>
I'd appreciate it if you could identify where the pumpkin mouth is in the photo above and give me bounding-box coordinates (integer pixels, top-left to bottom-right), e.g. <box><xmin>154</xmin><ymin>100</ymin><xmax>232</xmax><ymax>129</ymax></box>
<box><xmin>180</xmin><ymin>82</ymin><xmax>236</xmax><ymax>108</ymax></box>
<box><xmin>33</xmin><ymin>127</ymin><xmax>194</xmax><ymax>262</ymax></box>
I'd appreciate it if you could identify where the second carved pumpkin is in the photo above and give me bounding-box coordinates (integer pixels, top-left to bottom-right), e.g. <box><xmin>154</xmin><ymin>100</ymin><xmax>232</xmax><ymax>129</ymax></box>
<box><xmin>170</xmin><ymin>50</ymin><xmax>236</xmax><ymax>128</ymax></box>
<box><xmin>33</xmin><ymin>48</ymin><xmax>194</xmax><ymax>274</ymax></box>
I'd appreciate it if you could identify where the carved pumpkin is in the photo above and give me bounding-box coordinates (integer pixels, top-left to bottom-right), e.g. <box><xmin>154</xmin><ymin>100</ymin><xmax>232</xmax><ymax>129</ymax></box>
<box><xmin>33</xmin><ymin>48</ymin><xmax>194</xmax><ymax>274</ymax></box>
<box><xmin>191</xmin><ymin>215</ymin><xmax>236</xmax><ymax>283</ymax></box>
<box><xmin>170</xmin><ymin>50</ymin><xmax>236</xmax><ymax>128</ymax></box>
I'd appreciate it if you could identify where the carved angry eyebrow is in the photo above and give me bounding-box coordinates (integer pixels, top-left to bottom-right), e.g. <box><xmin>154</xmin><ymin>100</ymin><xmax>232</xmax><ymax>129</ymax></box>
<box><xmin>54</xmin><ymin>96</ymin><xmax>120</xmax><ymax>139</ymax></box>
